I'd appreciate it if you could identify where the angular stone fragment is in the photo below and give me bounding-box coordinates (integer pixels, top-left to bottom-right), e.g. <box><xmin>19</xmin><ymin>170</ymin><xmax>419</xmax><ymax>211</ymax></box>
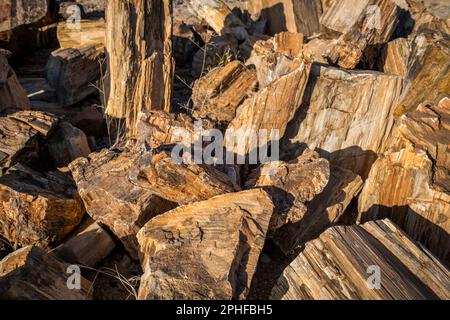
<box><xmin>0</xmin><ymin>246</ymin><xmax>92</xmax><ymax>299</ymax></box>
<box><xmin>137</xmin><ymin>189</ymin><xmax>275</xmax><ymax>300</ymax></box>
<box><xmin>68</xmin><ymin>147</ymin><xmax>177</xmax><ymax>259</ymax></box>
<box><xmin>358</xmin><ymin>98</ymin><xmax>450</xmax><ymax>264</ymax></box>
<box><xmin>320</xmin><ymin>0</ymin><xmax>371</xmax><ymax>34</ymax></box>
<box><xmin>245</xmin><ymin>149</ymin><xmax>329</xmax><ymax>232</ymax></box>
<box><xmin>192</xmin><ymin>60</ymin><xmax>258</xmax><ymax>123</ymax></box>
<box><xmin>283</xmin><ymin>64</ymin><xmax>403</xmax><ymax>180</ymax></box>
<box><xmin>381</xmin><ymin>37</ymin><xmax>410</xmax><ymax>76</ymax></box>
<box><xmin>9</xmin><ymin>110</ymin><xmax>59</xmax><ymax>137</ymax></box>
<box><xmin>0</xmin><ymin>163</ymin><xmax>85</xmax><ymax>248</ymax></box>
<box><xmin>271</xmin><ymin>219</ymin><xmax>450</xmax><ymax>300</ymax></box>
<box><xmin>57</xmin><ymin>19</ymin><xmax>106</xmax><ymax>50</ymax></box>
<box><xmin>273</xmin><ymin>165</ymin><xmax>363</xmax><ymax>254</ymax></box>
<box><xmin>52</xmin><ymin>217</ymin><xmax>115</xmax><ymax>267</ymax></box>
<box><xmin>45</xmin><ymin>45</ymin><xmax>104</xmax><ymax>107</ymax></box>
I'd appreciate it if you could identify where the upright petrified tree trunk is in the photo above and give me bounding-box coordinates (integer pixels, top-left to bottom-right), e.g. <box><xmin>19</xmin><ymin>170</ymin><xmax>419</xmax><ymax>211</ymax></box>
<box><xmin>105</xmin><ymin>0</ymin><xmax>173</xmax><ymax>136</ymax></box>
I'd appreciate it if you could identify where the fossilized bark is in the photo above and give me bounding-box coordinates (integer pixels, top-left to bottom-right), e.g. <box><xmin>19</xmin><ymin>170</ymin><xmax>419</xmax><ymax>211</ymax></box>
<box><xmin>0</xmin><ymin>163</ymin><xmax>85</xmax><ymax>248</ymax></box>
<box><xmin>0</xmin><ymin>246</ymin><xmax>92</xmax><ymax>299</ymax></box>
<box><xmin>191</xmin><ymin>60</ymin><xmax>258</xmax><ymax>123</ymax></box>
<box><xmin>105</xmin><ymin>0</ymin><xmax>173</xmax><ymax>135</ymax></box>
<box><xmin>271</xmin><ymin>219</ymin><xmax>450</xmax><ymax>300</ymax></box>
<box><xmin>245</xmin><ymin>149</ymin><xmax>329</xmax><ymax>232</ymax></box>
<box><xmin>282</xmin><ymin>64</ymin><xmax>403</xmax><ymax>180</ymax></box>
<box><xmin>358</xmin><ymin>98</ymin><xmax>450</xmax><ymax>264</ymax></box>
<box><xmin>137</xmin><ymin>189</ymin><xmax>274</xmax><ymax>300</ymax></box>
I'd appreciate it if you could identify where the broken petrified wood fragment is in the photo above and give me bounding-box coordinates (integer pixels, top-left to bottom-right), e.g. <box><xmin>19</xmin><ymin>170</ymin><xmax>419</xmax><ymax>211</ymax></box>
<box><xmin>137</xmin><ymin>189</ymin><xmax>275</xmax><ymax>300</ymax></box>
<box><xmin>0</xmin><ymin>246</ymin><xmax>92</xmax><ymax>299</ymax></box>
<box><xmin>57</xmin><ymin>18</ymin><xmax>106</xmax><ymax>50</ymax></box>
<box><xmin>245</xmin><ymin>149</ymin><xmax>329</xmax><ymax>232</ymax></box>
<box><xmin>191</xmin><ymin>60</ymin><xmax>258</xmax><ymax>123</ymax></box>
<box><xmin>0</xmin><ymin>163</ymin><xmax>85</xmax><ymax>249</ymax></box>
<box><xmin>68</xmin><ymin>146</ymin><xmax>177</xmax><ymax>259</ymax></box>
<box><xmin>271</xmin><ymin>219</ymin><xmax>450</xmax><ymax>300</ymax></box>
<box><xmin>358</xmin><ymin>98</ymin><xmax>450</xmax><ymax>265</ymax></box>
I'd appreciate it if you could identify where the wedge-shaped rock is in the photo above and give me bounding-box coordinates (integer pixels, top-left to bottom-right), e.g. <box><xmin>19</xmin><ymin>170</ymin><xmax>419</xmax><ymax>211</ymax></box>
<box><xmin>69</xmin><ymin>147</ymin><xmax>177</xmax><ymax>259</ymax></box>
<box><xmin>325</xmin><ymin>0</ymin><xmax>401</xmax><ymax>69</ymax></box>
<box><xmin>249</xmin><ymin>0</ymin><xmax>323</xmax><ymax>37</ymax></box>
<box><xmin>47</xmin><ymin>121</ymin><xmax>91</xmax><ymax>167</ymax></box>
<box><xmin>129</xmin><ymin>150</ymin><xmax>240</xmax><ymax>205</ymax></box>
<box><xmin>52</xmin><ymin>216</ymin><xmax>115</xmax><ymax>267</ymax></box>
<box><xmin>0</xmin><ymin>0</ymin><xmax>48</xmax><ymax>32</ymax></box>
<box><xmin>45</xmin><ymin>45</ymin><xmax>104</xmax><ymax>107</ymax></box>
<box><xmin>0</xmin><ymin>246</ymin><xmax>92</xmax><ymax>299</ymax></box>
<box><xmin>192</xmin><ymin>60</ymin><xmax>257</xmax><ymax>123</ymax></box>
<box><xmin>358</xmin><ymin>98</ymin><xmax>450</xmax><ymax>264</ymax></box>
<box><xmin>273</xmin><ymin>165</ymin><xmax>363</xmax><ymax>254</ymax></box>
<box><xmin>0</xmin><ymin>164</ymin><xmax>84</xmax><ymax>248</ymax></box>
<box><xmin>0</xmin><ymin>49</ymin><xmax>30</xmax><ymax>114</ymax></box>
<box><xmin>137</xmin><ymin>189</ymin><xmax>275</xmax><ymax>300</ymax></box>
<box><xmin>283</xmin><ymin>64</ymin><xmax>403</xmax><ymax>180</ymax></box>
<box><xmin>396</xmin><ymin>27</ymin><xmax>450</xmax><ymax>116</ymax></box>
<box><xmin>381</xmin><ymin>37</ymin><xmax>410</xmax><ymax>76</ymax></box>
<box><xmin>226</xmin><ymin>62</ymin><xmax>311</xmax><ymax>157</ymax></box>
<box><xmin>57</xmin><ymin>19</ymin><xmax>105</xmax><ymax>50</ymax></box>
<box><xmin>245</xmin><ymin>149</ymin><xmax>329</xmax><ymax>232</ymax></box>
<box><xmin>320</xmin><ymin>0</ymin><xmax>371</xmax><ymax>34</ymax></box>
<box><xmin>271</xmin><ymin>219</ymin><xmax>450</xmax><ymax>300</ymax></box>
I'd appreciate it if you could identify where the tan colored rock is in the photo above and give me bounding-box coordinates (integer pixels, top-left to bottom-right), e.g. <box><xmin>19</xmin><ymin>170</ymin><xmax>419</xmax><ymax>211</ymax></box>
<box><xmin>320</xmin><ymin>0</ymin><xmax>371</xmax><ymax>34</ymax></box>
<box><xmin>249</xmin><ymin>0</ymin><xmax>323</xmax><ymax>37</ymax></box>
<box><xmin>396</xmin><ymin>27</ymin><xmax>450</xmax><ymax>116</ymax></box>
<box><xmin>271</xmin><ymin>219</ymin><xmax>450</xmax><ymax>300</ymax></box>
<box><xmin>52</xmin><ymin>217</ymin><xmax>115</xmax><ymax>267</ymax></box>
<box><xmin>273</xmin><ymin>32</ymin><xmax>304</xmax><ymax>58</ymax></box>
<box><xmin>192</xmin><ymin>60</ymin><xmax>258</xmax><ymax>123</ymax></box>
<box><xmin>226</xmin><ymin>61</ymin><xmax>311</xmax><ymax>158</ymax></box>
<box><xmin>0</xmin><ymin>49</ymin><xmax>30</xmax><ymax>114</ymax></box>
<box><xmin>358</xmin><ymin>98</ymin><xmax>450</xmax><ymax>264</ymax></box>
<box><xmin>0</xmin><ymin>246</ymin><xmax>92</xmax><ymax>299</ymax></box>
<box><xmin>382</xmin><ymin>37</ymin><xmax>410</xmax><ymax>76</ymax></box>
<box><xmin>325</xmin><ymin>0</ymin><xmax>401</xmax><ymax>69</ymax></box>
<box><xmin>105</xmin><ymin>0</ymin><xmax>173</xmax><ymax>135</ymax></box>
<box><xmin>57</xmin><ymin>19</ymin><xmax>105</xmax><ymax>50</ymax></box>
<box><xmin>301</xmin><ymin>37</ymin><xmax>334</xmax><ymax>63</ymax></box>
<box><xmin>273</xmin><ymin>165</ymin><xmax>363</xmax><ymax>254</ymax></box>
<box><xmin>68</xmin><ymin>146</ymin><xmax>177</xmax><ymax>259</ymax></box>
<box><xmin>245</xmin><ymin>149</ymin><xmax>330</xmax><ymax>232</ymax></box>
<box><xmin>137</xmin><ymin>189</ymin><xmax>275</xmax><ymax>300</ymax></box>
<box><xmin>283</xmin><ymin>64</ymin><xmax>403</xmax><ymax>180</ymax></box>
<box><xmin>47</xmin><ymin>121</ymin><xmax>91</xmax><ymax>168</ymax></box>
<box><xmin>0</xmin><ymin>163</ymin><xmax>85</xmax><ymax>249</ymax></box>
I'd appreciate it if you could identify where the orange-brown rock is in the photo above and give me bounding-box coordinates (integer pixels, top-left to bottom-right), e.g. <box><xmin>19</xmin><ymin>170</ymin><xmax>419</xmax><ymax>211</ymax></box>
<box><xmin>0</xmin><ymin>246</ymin><xmax>92</xmax><ymax>299</ymax></box>
<box><xmin>137</xmin><ymin>189</ymin><xmax>274</xmax><ymax>300</ymax></box>
<box><xmin>271</xmin><ymin>219</ymin><xmax>450</xmax><ymax>300</ymax></box>
<box><xmin>358</xmin><ymin>98</ymin><xmax>450</xmax><ymax>264</ymax></box>
<box><xmin>57</xmin><ymin>19</ymin><xmax>106</xmax><ymax>50</ymax></box>
<box><xmin>0</xmin><ymin>163</ymin><xmax>85</xmax><ymax>249</ymax></box>
<box><xmin>381</xmin><ymin>37</ymin><xmax>410</xmax><ymax>76</ymax></box>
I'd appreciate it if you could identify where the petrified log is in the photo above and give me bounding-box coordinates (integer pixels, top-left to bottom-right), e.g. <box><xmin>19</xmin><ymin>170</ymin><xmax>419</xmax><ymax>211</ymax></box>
<box><xmin>0</xmin><ymin>49</ymin><xmax>30</xmax><ymax>114</ymax></box>
<box><xmin>45</xmin><ymin>45</ymin><xmax>104</xmax><ymax>107</ymax></box>
<box><xmin>381</xmin><ymin>37</ymin><xmax>410</xmax><ymax>76</ymax></box>
<box><xmin>282</xmin><ymin>64</ymin><xmax>403</xmax><ymax>180</ymax></box>
<box><xmin>325</xmin><ymin>0</ymin><xmax>401</xmax><ymax>69</ymax></box>
<box><xmin>68</xmin><ymin>146</ymin><xmax>177</xmax><ymax>259</ymax></box>
<box><xmin>396</xmin><ymin>27</ymin><xmax>450</xmax><ymax>116</ymax></box>
<box><xmin>52</xmin><ymin>216</ymin><xmax>115</xmax><ymax>267</ymax></box>
<box><xmin>57</xmin><ymin>19</ymin><xmax>105</xmax><ymax>50</ymax></box>
<box><xmin>0</xmin><ymin>246</ymin><xmax>92</xmax><ymax>299</ymax></box>
<box><xmin>245</xmin><ymin>149</ymin><xmax>329</xmax><ymax>232</ymax></box>
<box><xmin>320</xmin><ymin>0</ymin><xmax>371</xmax><ymax>34</ymax></box>
<box><xmin>249</xmin><ymin>0</ymin><xmax>323</xmax><ymax>37</ymax></box>
<box><xmin>9</xmin><ymin>110</ymin><xmax>59</xmax><ymax>137</ymax></box>
<box><xmin>137</xmin><ymin>189</ymin><xmax>275</xmax><ymax>300</ymax></box>
<box><xmin>271</xmin><ymin>219</ymin><xmax>450</xmax><ymax>300</ymax></box>
<box><xmin>105</xmin><ymin>0</ymin><xmax>173</xmax><ymax>135</ymax></box>
<box><xmin>0</xmin><ymin>163</ymin><xmax>85</xmax><ymax>248</ymax></box>
<box><xmin>358</xmin><ymin>97</ymin><xmax>450</xmax><ymax>264</ymax></box>
<box><xmin>47</xmin><ymin>121</ymin><xmax>91</xmax><ymax>167</ymax></box>
<box><xmin>273</xmin><ymin>165</ymin><xmax>363</xmax><ymax>254</ymax></box>
<box><xmin>0</xmin><ymin>0</ymin><xmax>49</xmax><ymax>32</ymax></box>
<box><xmin>191</xmin><ymin>60</ymin><xmax>258</xmax><ymax>123</ymax></box>
<box><xmin>226</xmin><ymin>61</ymin><xmax>311</xmax><ymax>158</ymax></box>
